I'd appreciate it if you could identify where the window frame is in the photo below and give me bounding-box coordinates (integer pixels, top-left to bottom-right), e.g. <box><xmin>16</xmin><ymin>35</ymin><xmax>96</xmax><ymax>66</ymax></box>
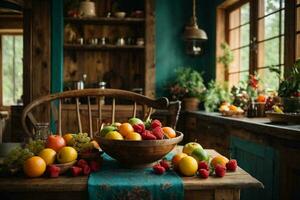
<box><xmin>0</xmin><ymin>31</ymin><xmax>23</xmax><ymax>107</ymax></box>
<box><xmin>216</xmin><ymin>0</ymin><xmax>297</xmax><ymax>86</ymax></box>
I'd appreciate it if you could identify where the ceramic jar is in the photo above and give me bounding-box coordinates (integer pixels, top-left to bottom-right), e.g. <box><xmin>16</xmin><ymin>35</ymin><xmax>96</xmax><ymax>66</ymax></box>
<box><xmin>79</xmin><ymin>0</ymin><xmax>96</xmax><ymax>17</ymax></box>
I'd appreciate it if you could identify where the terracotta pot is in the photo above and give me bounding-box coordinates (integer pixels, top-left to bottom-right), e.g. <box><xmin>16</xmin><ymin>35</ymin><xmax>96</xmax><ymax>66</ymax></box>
<box><xmin>183</xmin><ymin>97</ymin><xmax>199</xmax><ymax>111</ymax></box>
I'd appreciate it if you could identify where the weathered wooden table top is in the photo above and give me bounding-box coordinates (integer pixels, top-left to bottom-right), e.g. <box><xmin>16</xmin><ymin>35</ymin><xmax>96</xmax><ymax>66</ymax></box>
<box><xmin>0</xmin><ymin>147</ymin><xmax>263</xmax><ymax>192</ymax></box>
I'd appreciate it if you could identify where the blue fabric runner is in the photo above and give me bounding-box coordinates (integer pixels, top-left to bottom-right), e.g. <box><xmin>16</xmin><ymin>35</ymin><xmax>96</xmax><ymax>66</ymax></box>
<box><xmin>88</xmin><ymin>153</ymin><xmax>184</xmax><ymax>200</ymax></box>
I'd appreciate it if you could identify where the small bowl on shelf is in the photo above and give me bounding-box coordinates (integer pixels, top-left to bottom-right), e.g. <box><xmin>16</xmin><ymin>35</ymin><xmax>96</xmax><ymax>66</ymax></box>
<box><xmin>53</xmin><ymin>160</ymin><xmax>76</xmax><ymax>174</ymax></box>
<box><xmin>114</xmin><ymin>12</ymin><xmax>126</xmax><ymax>18</ymax></box>
<box><xmin>94</xmin><ymin>131</ymin><xmax>183</xmax><ymax>168</ymax></box>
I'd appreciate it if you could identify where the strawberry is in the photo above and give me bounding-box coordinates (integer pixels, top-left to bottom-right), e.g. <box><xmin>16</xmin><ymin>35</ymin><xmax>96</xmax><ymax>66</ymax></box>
<box><xmin>226</xmin><ymin>159</ymin><xmax>237</xmax><ymax>172</ymax></box>
<box><xmin>159</xmin><ymin>160</ymin><xmax>170</xmax><ymax>171</ymax></box>
<box><xmin>77</xmin><ymin>159</ymin><xmax>88</xmax><ymax>168</ymax></box>
<box><xmin>46</xmin><ymin>165</ymin><xmax>60</xmax><ymax>178</ymax></box>
<box><xmin>151</xmin><ymin>119</ymin><xmax>162</xmax><ymax>129</ymax></box>
<box><xmin>133</xmin><ymin>124</ymin><xmax>145</xmax><ymax>133</ymax></box>
<box><xmin>82</xmin><ymin>165</ymin><xmax>91</xmax><ymax>175</ymax></box>
<box><xmin>151</xmin><ymin>126</ymin><xmax>164</xmax><ymax>140</ymax></box>
<box><xmin>71</xmin><ymin>166</ymin><xmax>82</xmax><ymax>177</ymax></box>
<box><xmin>198</xmin><ymin>161</ymin><xmax>209</xmax><ymax>171</ymax></box>
<box><xmin>140</xmin><ymin>130</ymin><xmax>157</xmax><ymax>140</ymax></box>
<box><xmin>215</xmin><ymin>164</ymin><xmax>226</xmax><ymax>177</ymax></box>
<box><xmin>198</xmin><ymin>169</ymin><xmax>209</xmax><ymax>179</ymax></box>
<box><xmin>89</xmin><ymin>160</ymin><xmax>101</xmax><ymax>172</ymax></box>
<box><xmin>153</xmin><ymin>164</ymin><xmax>165</xmax><ymax>175</ymax></box>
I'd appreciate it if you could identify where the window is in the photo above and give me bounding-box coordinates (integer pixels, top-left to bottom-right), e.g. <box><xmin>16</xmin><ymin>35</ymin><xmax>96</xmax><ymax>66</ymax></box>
<box><xmin>257</xmin><ymin>0</ymin><xmax>285</xmax><ymax>90</ymax></box>
<box><xmin>224</xmin><ymin>0</ymin><xmax>286</xmax><ymax>91</ymax></box>
<box><xmin>227</xmin><ymin>3</ymin><xmax>250</xmax><ymax>89</ymax></box>
<box><xmin>1</xmin><ymin>35</ymin><xmax>23</xmax><ymax>106</ymax></box>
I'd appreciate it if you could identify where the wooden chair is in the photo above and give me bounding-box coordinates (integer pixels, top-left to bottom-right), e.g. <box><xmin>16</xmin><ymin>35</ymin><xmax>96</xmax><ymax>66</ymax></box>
<box><xmin>21</xmin><ymin>89</ymin><xmax>181</xmax><ymax>139</ymax></box>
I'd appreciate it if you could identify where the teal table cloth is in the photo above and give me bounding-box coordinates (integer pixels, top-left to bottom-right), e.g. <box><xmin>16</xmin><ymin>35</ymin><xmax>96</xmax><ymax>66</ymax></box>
<box><xmin>88</xmin><ymin>153</ymin><xmax>184</xmax><ymax>200</ymax></box>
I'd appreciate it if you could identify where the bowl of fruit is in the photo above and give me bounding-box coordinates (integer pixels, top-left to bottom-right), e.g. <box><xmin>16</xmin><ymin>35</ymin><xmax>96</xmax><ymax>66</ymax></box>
<box><xmin>94</xmin><ymin>118</ymin><xmax>183</xmax><ymax>167</ymax></box>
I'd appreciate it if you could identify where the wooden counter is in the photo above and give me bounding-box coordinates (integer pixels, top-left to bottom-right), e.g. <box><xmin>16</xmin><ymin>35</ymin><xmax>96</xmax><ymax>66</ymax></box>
<box><xmin>178</xmin><ymin>111</ymin><xmax>300</xmax><ymax>200</ymax></box>
<box><xmin>0</xmin><ymin>149</ymin><xmax>262</xmax><ymax>200</ymax></box>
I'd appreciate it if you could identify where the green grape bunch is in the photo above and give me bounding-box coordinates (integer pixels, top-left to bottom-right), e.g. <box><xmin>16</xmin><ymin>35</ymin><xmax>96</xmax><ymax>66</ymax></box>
<box><xmin>4</xmin><ymin>147</ymin><xmax>34</xmax><ymax>170</ymax></box>
<box><xmin>69</xmin><ymin>133</ymin><xmax>93</xmax><ymax>153</ymax></box>
<box><xmin>25</xmin><ymin>139</ymin><xmax>45</xmax><ymax>155</ymax></box>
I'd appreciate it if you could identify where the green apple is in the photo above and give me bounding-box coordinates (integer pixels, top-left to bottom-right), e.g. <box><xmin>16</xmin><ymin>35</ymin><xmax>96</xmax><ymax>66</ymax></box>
<box><xmin>191</xmin><ymin>148</ymin><xmax>208</xmax><ymax>162</ymax></box>
<box><xmin>57</xmin><ymin>146</ymin><xmax>78</xmax><ymax>164</ymax></box>
<box><xmin>182</xmin><ymin>142</ymin><xmax>203</xmax><ymax>155</ymax></box>
<box><xmin>100</xmin><ymin>126</ymin><xmax>117</xmax><ymax>137</ymax></box>
<box><xmin>128</xmin><ymin>117</ymin><xmax>144</xmax><ymax>125</ymax></box>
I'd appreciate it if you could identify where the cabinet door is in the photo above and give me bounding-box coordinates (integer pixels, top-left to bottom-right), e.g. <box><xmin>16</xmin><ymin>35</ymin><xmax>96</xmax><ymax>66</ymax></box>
<box><xmin>230</xmin><ymin>136</ymin><xmax>279</xmax><ymax>200</ymax></box>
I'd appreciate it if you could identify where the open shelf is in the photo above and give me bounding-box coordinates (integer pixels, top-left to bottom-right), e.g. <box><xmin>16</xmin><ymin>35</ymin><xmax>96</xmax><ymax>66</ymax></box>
<box><xmin>64</xmin><ymin>17</ymin><xmax>145</xmax><ymax>25</ymax></box>
<box><xmin>64</xmin><ymin>44</ymin><xmax>145</xmax><ymax>50</ymax></box>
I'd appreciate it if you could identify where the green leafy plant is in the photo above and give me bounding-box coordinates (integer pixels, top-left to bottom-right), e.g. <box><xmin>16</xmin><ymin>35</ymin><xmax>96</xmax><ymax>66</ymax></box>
<box><xmin>270</xmin><ymin>59</ymin><xmax>300</xmax><ymax>97</ymax></box>
<box><xmin>169</xmin><ymin>67</ymin><xmax>206</xmax><ymax>101</ymax></box>
<box><xmin>204</xmin><ymin>81</ymin><xmax>231</xmax><ymax>112</ymax></box>
<box><xmin>217</xmin><ymin>42</ymin><xmax>234</xmax><ymax>69</ymax></box>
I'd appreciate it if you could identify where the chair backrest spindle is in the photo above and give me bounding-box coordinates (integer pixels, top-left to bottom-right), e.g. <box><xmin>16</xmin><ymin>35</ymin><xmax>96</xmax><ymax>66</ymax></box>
<box><xmin>76</xmin><ymin>97</ymin><xmax>82</xmax><ymax>133</ymax></box>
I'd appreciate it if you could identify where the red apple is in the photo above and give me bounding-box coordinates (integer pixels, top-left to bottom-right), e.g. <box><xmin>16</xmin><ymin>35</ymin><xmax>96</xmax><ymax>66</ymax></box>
<box><xmin>46</xmin><ymin>135</ymin><xmax>66</xmax><ymax>152</ymax></box>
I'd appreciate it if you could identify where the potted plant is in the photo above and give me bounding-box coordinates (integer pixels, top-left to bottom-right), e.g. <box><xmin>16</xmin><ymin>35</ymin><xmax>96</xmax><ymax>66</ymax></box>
<box><xmin>204</xmin><ymin>81</ymin><xmax>231</xmax><ymax>112</ymax></box>
<box><xmin>169</xmin><ymin>67</ymin><xmax>206</xmax><ymax>111</ymax></box>
<box><xmin>271</xmin><ymin>60</ymin><xmax>300</xmax><ymax>113</ymax></box>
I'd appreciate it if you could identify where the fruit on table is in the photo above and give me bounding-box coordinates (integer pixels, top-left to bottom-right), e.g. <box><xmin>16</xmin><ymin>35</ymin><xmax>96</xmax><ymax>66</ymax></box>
<box><xmin>57</xmin><ymin>146</ymin><xmax>78</xmax><ymax>164</ymax></box>
<box><xmin>63</xmin><ymin>133</ymin><xmax>73</xmax><ymax>145</ymax></box>
<box><xmin>210</xmin><ymin>155</ymin><xmax>229</xmax><ymax>168</ymax></box>
<box><xmin>215</xmin><ymin>164</ymin><xmax>226</xmax><ymax>177</ymax></box>
<box><xmin>82</xmin><ymin>165</ymin><xmax>91</xmax><ymax>175</ymax></box>
<box><xmin>46</xmin><ymin>165</ymin><xmax>60</xmax><ymax>178</ymax></box>
<box><xmin>112</xmin><ymin>122</ymin><xmax>122</xmax><ymax>128</ymax></box>
<box><xmin>69</xmin><ymin>133</ymin><xmax>93</xmax><ymax>153</ymax></box>
<box><xmin>90</xmin><ymin>140</ymin><xmax>100</xmax><ymax>150</ymax></box>
<box><xmin>125</xmin><ymin>132</ymin><xmax>142</xmax><ymax>140</ymax></box>
<box><xmin>4</xmin><ymin>147</ymin><xmax>34</xmax><ymax>171</ymax></box>
<box><xmin>118</xmin><ymin>123</ymin><xmax>134</xmax><ymax>137</ymax></box>
<box><xmin>172</xmin><ymin>153</ymin><xmax>188</xmax><ymax>169</ymax></box>
<box><xmin>38</xmin><ymin>148</ymin><xmax>56</xmax><ymax>165</ymax></box>
<box><xmin>77</xmin><ymin>159</ymin><xmax>88</xmax><ymax>168</ymax></box>
<box><xmin>198</xmin><ymin>161</ymin><xmax>209</xmax><ymax>171</ymax></box>
<box><xmin>128</xmin><ymin>117</ymin><xmax>144</xmax><ymax>126</ymax></box>
<box><xmin>191</xmin><ymin>147</ymin><xmax>209</xmax><ymax>162</ymax></box>
<box><xmin>151</xmin><ymin>119</ymin><xmax>162</xmax><ymax>129</ymax></box>
<box><xmin>100</xmin><ymin>126</ymin><xmax>117</xmax><ymax>137</ymax></box>
<box><xmin>198</xmin><ymin>169</ymin><xmax>209</xmax><ymax>179</ymax></box>
<box><xmin>25</xmin><ymin>139</ymin><xmax>45</xmax><ymax>155</ymax></box>
<box><xmin>46</xmin><ymin>135</ymin><xmax>66</xmax><ymax>152</ymax></box>
<box><xmin>151</xmin><ymin>126</ymin><xmax>164</xmax><ymax>139</ymax></box>
<box><xmin>183</xmin><ymin>142</ymin><xmax>203</xmax><ymax>156</ymax></box>
<box><xmin>159</xmin><ymin>159</ymin><xmax>170</xmax><ymax>171</ymax></box>
<box><xmin>162</xmin><ymin>127</ymin><xmax>176</xmax><ymax>138</ymax></box>
<box><xmin>257</xmin><ymin>94</ymin><xmax>266</xmax><ymax>103</ymax></box>
<box><xmin>178</xmin><ymin>156</ymin><xmax>198</xmax><ymax>176</ymax></box>
<box><xmin>272</xmin><ymin>105</ymin><xmax>284</xmax><ymax>113</ymax></box>
<box><xmin>71</xmin><ymin>166</ymin><xmax>82</xmax><ymax>176</ymax></box>
<box><xmin>105</xmin><ymin>131</ymin><xmax>124</xmax><ymax>140</ymax></box>
<box><xmin>23</xmin><ymin>156</ymin><xmax>46</xmax><ymax>178</ymax></box>
<box><xmin>89</xmin><ymin>160</ymin><xmax>101</xmax><ymax>172</ymax></box>
<box><xmin>153</xmin><ymin>163</ymin><xmax>166</xmax><ymax>175</ymax></box>
<box><xmin>132</xmin><ymin>124</ymin><xmax>145</xmax><ymax>133</ymax></box>
<box><xmin>226</xmin><ymin>159</ymin><xmax>238</xmax><ymax>171</ymax></box>
<box><xmin>140</xmin><ymin>130</ymin><xmax>156</xmax><ymax>140</ymax></box>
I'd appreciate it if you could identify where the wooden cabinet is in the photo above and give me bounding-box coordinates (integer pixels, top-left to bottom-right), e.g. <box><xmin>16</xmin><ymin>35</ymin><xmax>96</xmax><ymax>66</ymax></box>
<box><xmin>63</xmin><ymin>0</ymin><xmax>155</xmax><ymax>98</ymax></box>
<box><xmin>230</xmin><ymin>136</ymin><xmax>279</xmax><ymax>200</ymax></box>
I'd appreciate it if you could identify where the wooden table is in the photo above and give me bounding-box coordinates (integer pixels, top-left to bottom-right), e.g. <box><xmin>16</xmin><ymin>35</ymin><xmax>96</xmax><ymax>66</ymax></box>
<box><xmin>0</xmin><ymin>148</ymin><xmax>263</xmax><ymax>200</ymax></box>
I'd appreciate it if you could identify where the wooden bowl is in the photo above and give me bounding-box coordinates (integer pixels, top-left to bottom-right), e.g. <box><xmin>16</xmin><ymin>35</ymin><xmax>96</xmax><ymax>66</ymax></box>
<box><xmin>54</xmin><ymin>160</ymin><xmax>76</xmax><ymax>174</ymax></box>
<box><xmin>94</xmin><ymin>131</ymin><xmax>183</xmax><ymax>167</ymax></box>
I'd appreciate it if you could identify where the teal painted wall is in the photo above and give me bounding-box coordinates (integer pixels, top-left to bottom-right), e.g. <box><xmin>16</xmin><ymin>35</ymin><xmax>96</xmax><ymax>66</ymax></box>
<box><xmin>155</xmin><ymin>0</ymin><xmax>215</xmax><ymax>97</ymax></box>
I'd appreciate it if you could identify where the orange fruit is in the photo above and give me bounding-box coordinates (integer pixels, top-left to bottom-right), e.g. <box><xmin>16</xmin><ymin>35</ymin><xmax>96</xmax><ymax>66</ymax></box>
<box><xmin>63</xmin><ymin>133</ymin><xmax>73</xmax><ymax>145</ymax></box>
<box><xmin>23</xmin><ymin>156</ymin><xmax>46</xmax><ymax>178</ymax></box>
<box><xmin>118</xmin><ymin>123</ymin><xmax>134</xmax><ymax>137</ymax></box>
<box><xmin>210</xmin><ymin>155</ymin><xmax>229</xmax><ymax>168</ymax></box>
<box><xmin>38</xmin><ymin>148</ymin><xmax>56</xmax><ymax>165</ymax></box>
<box><xmin>178</xmin><ymin>156</ymin><xmax>198</xmax><ymax>176</ymax></box>
<box><xmin>229</xmin><ymin>105</ymin><xmax>238</xmax><ymax>111</ymax></box>
<box><xmin>126</xmin><ymin>132</ymin><xmax>142</xmax><ymax>140</ymax></box>
<box><xmin>162</xmin><ymin>127</ymin><xmax>176</xmax><ymax>138</ymax></box>
<box><xmin>172</xmin><ymin>153</ymin><xmax>188</xmax><ymax>169</ymax></box>
<box><xmin>257</xmin><ymin>95</ymin><xmax>266</xmax><ymax>103</ymax></box>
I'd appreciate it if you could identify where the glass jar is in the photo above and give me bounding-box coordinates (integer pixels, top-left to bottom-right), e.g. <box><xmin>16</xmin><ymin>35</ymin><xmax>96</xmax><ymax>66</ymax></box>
<box><xmin>98</xmin><ymin>81</ymin><xmax>106</xmax><ymax>105</ymax></box>
<box><xmin>34</xmin><ymin>122</ymin><xmax>50</xmax><ymax>141</ymax></box>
